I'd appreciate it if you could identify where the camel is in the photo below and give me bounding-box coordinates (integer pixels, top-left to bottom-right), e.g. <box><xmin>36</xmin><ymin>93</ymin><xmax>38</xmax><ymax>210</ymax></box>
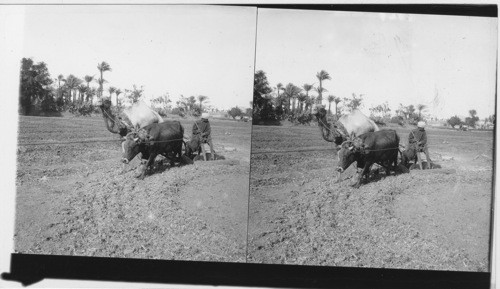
<box><xmin>312</xmin><ymin>104</ymin><xmax>379</xmax><ymax>147</ymax></box>
<box><xmin>99</xmin><ymin>99</ymin><xmax>163</xmax><ymax>137</ymax></box>
<box><xmin>99</xmin><ymin>99</ymin><xmax>129</xmax><ymax>137</ymax></box>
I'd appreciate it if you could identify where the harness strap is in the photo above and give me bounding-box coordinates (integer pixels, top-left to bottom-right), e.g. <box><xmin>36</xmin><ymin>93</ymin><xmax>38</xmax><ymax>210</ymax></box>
<box><xmin>335</xmin><ymin>121</ymin><xmax>349</xmax><ymax>139</ymax></box>
<box><xmin>102</xmin><ymin>107</ymin><xmax>129</xmax><ymax>129</ymax></box>
<box><xmin>318</xmin><ymin>117</ymin><xmax>348</xmax><ymax>140</ymax></box>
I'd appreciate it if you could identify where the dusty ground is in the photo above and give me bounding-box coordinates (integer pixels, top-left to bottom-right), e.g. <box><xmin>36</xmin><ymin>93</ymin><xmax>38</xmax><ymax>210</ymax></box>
<box><xmin>248</xmin><ymin>124</ymin><xmax>493</xmax><ymax>271</ymax></box>
<box><xmin>15</xmin><ymin>115</ymin><xmax>250</xmax><ymax>262</ymax></box>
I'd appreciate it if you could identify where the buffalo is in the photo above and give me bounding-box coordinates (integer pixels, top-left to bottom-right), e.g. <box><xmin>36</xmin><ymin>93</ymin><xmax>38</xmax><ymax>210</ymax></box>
<box><xmin>337</xmin><ymin>129</ymin><xmax>401</xmax><ymax>188</ymax></box>
<box><xmin>121</xmin><ymin>120</ymin><xmax>185</xmax><ymax>179</ymax></box>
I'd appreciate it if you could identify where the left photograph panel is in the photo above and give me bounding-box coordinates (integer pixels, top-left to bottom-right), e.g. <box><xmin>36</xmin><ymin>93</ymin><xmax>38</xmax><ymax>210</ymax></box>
<box><xmin>15</xmin><ymin>5</ymin><xmax>255</xmax><ymax>262</ymax></box>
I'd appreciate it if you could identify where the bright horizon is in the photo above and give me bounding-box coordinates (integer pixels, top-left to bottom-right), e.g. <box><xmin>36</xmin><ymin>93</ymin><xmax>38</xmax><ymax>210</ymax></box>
<box><xmin>256</xmin><ymin>9</ymin><xmax>497</xmax><ymax>120</ymax></box>
<box><xmin>21</xmin><ymin>5</ymin><xmax>257</xmax><ymax>111</ymax></box>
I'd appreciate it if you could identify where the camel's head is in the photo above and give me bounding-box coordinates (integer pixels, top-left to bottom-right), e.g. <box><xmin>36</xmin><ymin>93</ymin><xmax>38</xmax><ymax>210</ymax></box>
<box><xmin>99</xmin><ymin>98</ymin><xmax>131</xmax><ymax>136</ymax></box>
<box><xmin>312</xmin><ymin>104</ymin><xmax>326</xmax><ymax>117</ymax></box>
<box><xmin>98</xmin><ymin>98</ymin><xmax>112</xmax><ymax>110</ymax></box>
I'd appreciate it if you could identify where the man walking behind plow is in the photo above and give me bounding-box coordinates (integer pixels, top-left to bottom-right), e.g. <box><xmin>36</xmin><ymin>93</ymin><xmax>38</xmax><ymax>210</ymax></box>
<box><xmin>408</xmin><ymin>121</ymin><xmax>434</xmax><ymax>169</ymax></box>
<box><xmin>192</xmin><ymin>112</ymin><xmax>216</xmax><ymax>161</ymax></box>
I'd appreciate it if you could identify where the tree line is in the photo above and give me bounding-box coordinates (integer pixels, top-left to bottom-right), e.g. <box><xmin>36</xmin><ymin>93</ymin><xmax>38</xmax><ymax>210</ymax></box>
<box><xmin>19</xmin><ymin>58</ymin><xmax>251</xmax><ymax>119</ymax></box>
<box><xmin>253</xmin><ymin>69</ymin><xmax>377</xmax><ymax>125</ymax></box>
<box><xmin>20</xmin><ymin>58</ymin><xmax>134</xmax><ymax>116</ymax></box>
<box><xmin>253</xmin><ymin>69</ymin><xmax>495</xmax><ymax>129</ymax></box>
<box><xmin>447</xmin><ymin>110</ymin><xmax>494</xmax><ymax>129</ymax></box>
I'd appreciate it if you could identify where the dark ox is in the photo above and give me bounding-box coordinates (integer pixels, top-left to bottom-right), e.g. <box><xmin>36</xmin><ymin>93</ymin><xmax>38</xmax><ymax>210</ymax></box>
<box><xmin>337</xmin><ymin>129</ymin><xmax>400</xmax><ymax>188</ymax></box>
<box><xmin>122</xmin><ymin>120</ymin><xmax>184</xmax><ymax>179</ymax></box>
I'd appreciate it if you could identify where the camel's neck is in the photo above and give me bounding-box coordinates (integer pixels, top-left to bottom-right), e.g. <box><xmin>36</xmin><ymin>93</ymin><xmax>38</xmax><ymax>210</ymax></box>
<box><xmin>316</xmin><ymin>115</ymin><xmax>335</xmax><ymax>142</ymax></box>
<box><xmin>100</xmin><ymin>107</ymin><xmax>120</xmax><ymax>134</ymax></box>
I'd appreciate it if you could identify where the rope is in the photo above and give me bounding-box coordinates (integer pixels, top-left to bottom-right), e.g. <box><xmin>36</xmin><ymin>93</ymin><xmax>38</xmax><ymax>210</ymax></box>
<box><xmin>317</xmin><ymin>117</ymin><xmax>335</xmax><ymax>133</ymax></box>
<box><xmin>101</xmin><ymin>106</ymin><xmax>130</xmax><ymax>129</ymax></box>
<box><xmin>360</xmin><ymin>147</ymin><xmax>401</xmax><ymax>152</ymax></box>
<box><xmin>18</xmin><ymin>137</ymin><xmax>186</xmax><ymax>146</ymax></box>
<box><xmin>101</xmin><ymin>107</ymin><xmax>117</xmax><ymax>125</ymax></box>
<box><xmin>17</xmin><ymin>132</ymin><xmax>230</xmax><ymax>146</ymax></box>
<box><xmin>251</xmin><ymin>145</ymin><xmax>407</xmax><ymax>155</ymax></box>
<box><xmin>141</xmin><ymin>138</ymin><xmax>186</xmax><ymax>144</ymax></box>
<box><xmin>18</xmin><ymin>138</ymin><xmax>122</xmax><ymax>146</ymax></box>
<box><xmin>317</xmin><ymin>117</ymin><xmax>349</xmax><ymax>140</ymax></box>
<box><xmin>251</xmin><ymin>147</ymin><xmax>336</xmax><ymax>154</ymax></box>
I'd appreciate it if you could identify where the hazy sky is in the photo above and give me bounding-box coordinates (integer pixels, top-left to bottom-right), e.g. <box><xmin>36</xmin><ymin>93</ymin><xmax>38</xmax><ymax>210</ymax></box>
<box><xmin>22</xmin><ymin>5</ymin><xmax>256</xmax><ymax>110</ymax></box>
<box><xmin>256</xmin><ymin>9</ymin><xmax>497</xmax><ymax>119</ymax></box>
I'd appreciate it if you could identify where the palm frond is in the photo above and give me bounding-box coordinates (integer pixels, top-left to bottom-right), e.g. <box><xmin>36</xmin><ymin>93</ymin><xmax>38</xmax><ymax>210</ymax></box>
<box><xmin>95</xmin><ymin>78</ymin><xmax>108</xmax><ymax>85</ymax></box>
<box><xmin>84</xmin><ymin>75</ymin><xmax>95</xmax><ymax>83</ymax></box>
<box><xmin>97</xmin><ymin>61</ymin><xmax>112</xmax><ymax>72</ymax></box>
<box><xmin>316</xmin><ymin>70</ymin><xmax>331</xmax><ymax>81</ymax></box>
<box><xmin>302</xmin><ymin>83</ymin><xmax>313</xmax><ymax>92</ymax></box>
<box><xmin>314</xmin><ymin>87</ymin><xmax>328</xmax><ymax>93</ymax></box>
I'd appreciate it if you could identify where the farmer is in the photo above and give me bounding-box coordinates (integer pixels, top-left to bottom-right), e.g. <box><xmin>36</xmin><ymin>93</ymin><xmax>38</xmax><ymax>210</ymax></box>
<box><xmin>192</xmin><ymin>112</ymin><xmax>216</xmax><ymax>161</ymax></box>
<box><xmin>408</xmin><ymin>121</ymin><xmax>433</xmax><ymax>169</ymax></box>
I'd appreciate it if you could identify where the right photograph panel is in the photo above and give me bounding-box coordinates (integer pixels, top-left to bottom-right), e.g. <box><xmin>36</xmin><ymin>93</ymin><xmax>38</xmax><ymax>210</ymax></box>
<box><xmin>248</xmin><ymin>8</ymin><xmax>496</xmax><ymax>271</ymax></box>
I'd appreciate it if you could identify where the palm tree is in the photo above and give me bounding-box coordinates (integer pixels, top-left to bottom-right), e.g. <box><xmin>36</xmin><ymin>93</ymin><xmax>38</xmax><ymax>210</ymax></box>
<box><xmin>197</xmin><ymin>95</ymin><xmax>208</xmax><ymax>112</ymax></box>
<box><xmin>297</xmin><ymin>93</ymin><xmax>307</xmax><ymax>113</ymax></box>
<box><xmin>417</xmin><ymin>104</ymin><xmax>427</xmax><ymax>121</ymax></box>
<box><xmin>282</xmin><ymin>83</ymin><xmax>302</xmax><ymax>115</ymax></box>
<box><xmin>327</xmin><ymin>95</ymin><xmax>335</xmax><ymax>115</ymax></box>
<box><xmin>334</xmin><ymin>96</ymin><xmax>341</xmax><ymax>119</ymax></box>
<box><xmin>108</xmin><ymin>87</ymin><xmax>117</xmax><ymax>106</ymax></box>
<box><xmin>56</xmin><ymin>74</ymin><xmax>65</xmax><ymax>101</ymax></box>
<box><xmin>315</xmin><ymin>70</ymin><xmax>331</xmax><ymax>104</ymax></box>
<box><xmin>95</xmin><ymin>78</ymin><xmax>107</xmax><ymax>100</ymax></box>
<box><xmin>115</xmin><ymin>89</ymin><xmax>122</xmax><ymax>107</ymax></box>
<box><xmin>97</xmin><ymin>61</ymin><xmax>111</xmax><ymax>98</ymax></box>
<box><xmin>314</xmin><ymin>86</ymin><xmax>328</xmax><ymax>105</ymax></box>
<box><xmin>64</xmin><ymin>75</ymin><xmax>82</xmax><ymax>104</ymax></box>
<box><xmin>276</xmin><ymin>83</ymin><xmax>284</xmax><ymax>98</ymax></box>
<box><xmin>303</xmin><ymin>84</ymin><xmax>313</xmax><ymax>97</ymax></box>
<box><xmin>77</xmin><ymin>84</ymin><xmax>88</xmax><ymax>104</ymax></box>
<box><xmin>87</xmin><ymin>87</ymin><xmax>97</xmax><ymax>104</ymax></box>
<box><xmin>306</xmin><ymin>95</ymin><xmax>316</xmax><ymax>113</ymax></box>
<box><xmin>291</xmin><ymin>94</ymin><xmax>299</xmax><ymax>114</ymax></box>
<box><xmin>84</xmin><ymin>75</ymin><xmax>94</xmax><ymax>88</ymax></box>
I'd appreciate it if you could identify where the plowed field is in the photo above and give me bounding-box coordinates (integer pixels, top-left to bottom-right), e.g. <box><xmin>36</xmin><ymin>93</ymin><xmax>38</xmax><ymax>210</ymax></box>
<box><xmin>15</xmin><ymin>115</ymin><xmax>251</xmax><ymax>262</ymax></box>
<box><xmin>248</xmin><ymin>124</ymin><xmax>493</xmax><ymax>271</ymax></box>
